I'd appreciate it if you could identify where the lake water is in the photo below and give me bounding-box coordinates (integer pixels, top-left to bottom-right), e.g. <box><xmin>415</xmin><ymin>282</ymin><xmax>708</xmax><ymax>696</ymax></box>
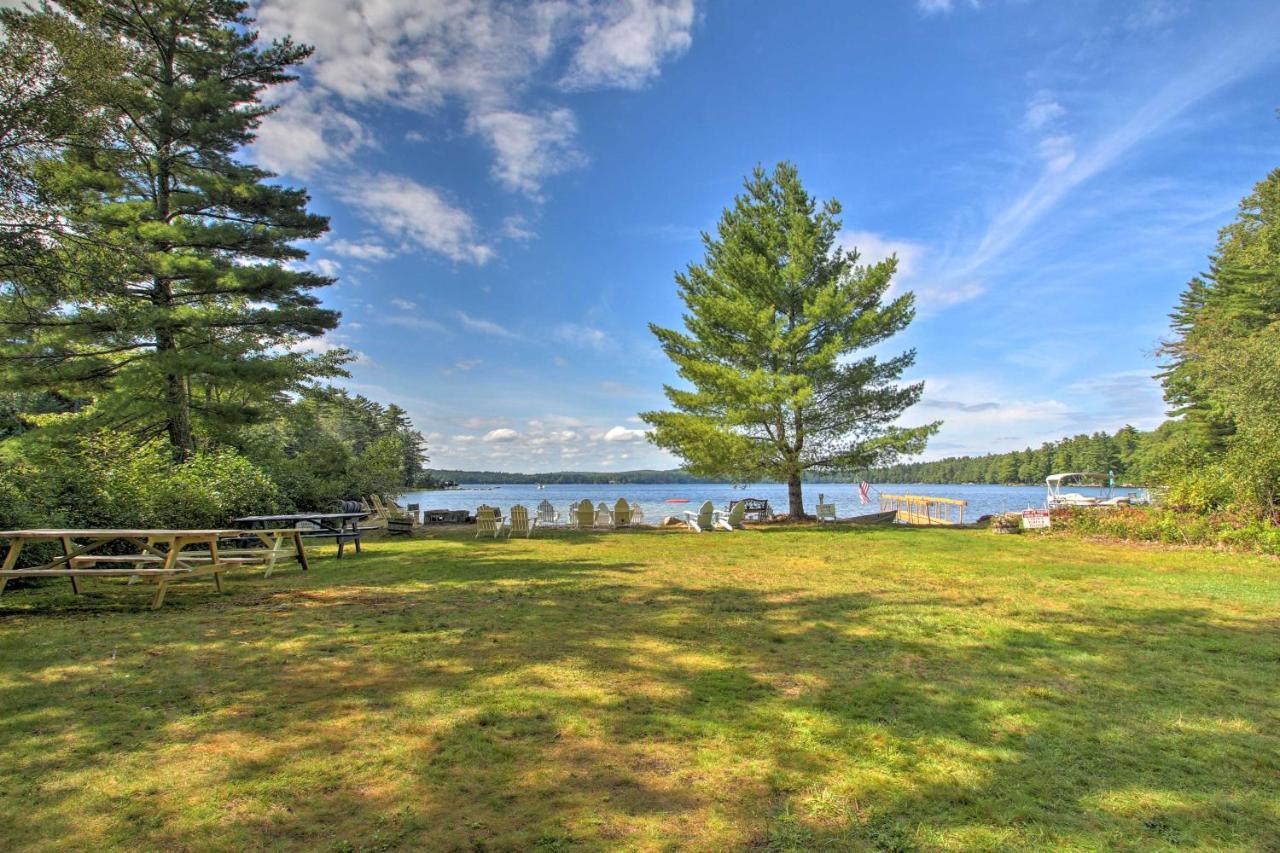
<box><xmin>398</xmin><ymin>482</ymin><xmax>1134</xmax><ymax>522</ymax></box>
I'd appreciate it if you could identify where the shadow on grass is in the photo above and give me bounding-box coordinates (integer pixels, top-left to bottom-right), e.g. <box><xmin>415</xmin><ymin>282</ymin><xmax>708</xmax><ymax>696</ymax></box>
<box><xmin>0</xmin><ymin>537</ymin><xmax>1276</xmax><ymax>849</ymax></box>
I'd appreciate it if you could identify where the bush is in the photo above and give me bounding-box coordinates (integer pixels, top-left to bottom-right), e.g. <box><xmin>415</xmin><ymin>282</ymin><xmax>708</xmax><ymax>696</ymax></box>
<box><xmin>10</xmin><ymin>431</ymin><xmax>283</xmax><ymax>529</ymax></box>
<box><xmin>1053</xmin><ymin>506</ymin><xmax>1280</xmax><ymax>555</ymax></box>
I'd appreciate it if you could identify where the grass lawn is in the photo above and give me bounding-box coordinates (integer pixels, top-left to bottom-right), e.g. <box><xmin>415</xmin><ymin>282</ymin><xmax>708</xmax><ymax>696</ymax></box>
<box><xmin>1</xmin><ymin>525</ymin><xmax>1277</xmax><ymax>851</ymax></box>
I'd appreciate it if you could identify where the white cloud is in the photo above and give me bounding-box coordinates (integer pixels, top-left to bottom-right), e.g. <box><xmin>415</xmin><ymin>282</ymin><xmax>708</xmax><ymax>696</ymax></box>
<box><xmin>603</xmin><ymin>425</ymin><xmax>649</xmax><ymax>442</ymax></box>
<box><xmin>502</xmin><ymin>215</ymin><xmax>536</xmax><ymax>241</ymax></box>
<box><xmin>917</xmin><ymin>0</ymin><xmax>979</xmax><ymax>15</ymax></box>
<box><xmin>383</xmin><ymin>314</ymin><xmax>447</xmax><ymax>332</ymax></box>
<box><xmin>330</xmin><ymin>239</ymin><xmax>395</xmax><ymax>261</ymax></box>
<box><xmin>1025</xmin><ymin>93</ymin><xmax>1066</xmax><ymax>130</ymax></box>
<box><xmin>840</xmin><ymin>229</ymin><xmax>985</xmax><ymax>310</ymax></box>
<box><xmin>468</xmin><ymin>108</ymin><xmax>584</xmax><ymax>196</ymax></box>
<box><xmin>483</xmin><ymin>428</ymin><xmax>520</xmax><ymax>442</ymax></box>
<box><xmin>563</xmin><ymin>0</ymin><xmax>696</xmax><ymax>89</ymax></box>
<box><xmin>289</xmin><ymin>331</ymin><xmax>372</xmax><ymax>367</ymax></box>
<box><xmin>555</xmin><ymin>322</ymin><xmax>612</xmax><ymax>350</ymax></box>
<box><xmin>457</xmin><ymin>311</ymin><xmax>518</xmax><ymax>338</ymax></box>
<box><xmin>390</xmin><ymin>298</ymin><xmax>416</xmax><ymax>311</ymax></box>
<box><xmin>841</xmin><ymin>230</ymin><xmax>925</xmax><ymax>279</ymax></box>
<box><xmin>255</xmin><ymin>0</ymin><xmax>696</xmax><ymax>200</ymax></box>
<box><xmin>341</xmin><ymin>173</ymin><xmax>493</xmax><ymax>264</ymax></box>
<box><xmin>1037</xmin><ymin>134</ymin><xmax>1076</xmax><ymax>173</ymax></box>
<box><xmin>311</xmin><ymin>258</ymin><xmax>341</xmax><ymax>278</ymax></box>
<box><xmin>253</xmin><ymin>90</ymin><xmax>370</xmax><ymax>177</ymax></box>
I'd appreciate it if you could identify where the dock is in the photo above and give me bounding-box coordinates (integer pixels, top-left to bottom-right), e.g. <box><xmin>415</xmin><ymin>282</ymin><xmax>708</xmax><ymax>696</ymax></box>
<box><xmin>878</xmin><ymin>494</ymin><xmax>967</xmax><ymax>525</ymax></box>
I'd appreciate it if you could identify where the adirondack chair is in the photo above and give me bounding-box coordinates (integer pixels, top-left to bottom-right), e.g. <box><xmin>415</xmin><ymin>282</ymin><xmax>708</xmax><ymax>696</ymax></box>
<box><xmin>595</xmin><ymin>502</ymin><xmax>611</xmax><ymax>528</ymax></box>
<box><xmin>629</xmin><ymin>500</ymin><xmax>645</xmax><ymax>525</ymax></box>
<box><xmin>474</xmin><ymin>505</ymin><xmax>501</xmax><ymax>538</ymax></box>
<box><xmin>717</xmin><ymin>501</ymin><xmax>747</xmax><ymax>531</ymax></box>
<box><xmin>611</xmin><ymin>498</ymin><xmax>632</xmax><ymax>528</ymax></box>
<box><xmin>504</xmin><ymin>504</ymin><xmax>535</xmax><ymax>538</ymax></box>
<box><xmin>572</xmin><ymin>499</ymin><xmax>595</xmax><ymax>529</ymax></box>
<box><xmin>684</xmin><ymin>500</ymin><xmax>715</xmax><ymax>532</ymax></box>
<box><xmin>535</xmin><ymin>499</ymin><xmax>560</xmax><ymax>525</ymax></box>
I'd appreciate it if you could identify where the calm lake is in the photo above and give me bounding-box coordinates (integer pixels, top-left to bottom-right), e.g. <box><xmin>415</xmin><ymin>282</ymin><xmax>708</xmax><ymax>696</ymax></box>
<box><xmin>398</xmin><ymin>481</ymin><xmax>1136</xmax><ymax>522</ymax></box>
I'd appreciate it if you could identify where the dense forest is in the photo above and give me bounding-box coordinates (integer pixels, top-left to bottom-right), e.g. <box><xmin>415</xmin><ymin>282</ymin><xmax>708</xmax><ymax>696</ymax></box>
<box><xmin>865</xmin><ymin>425</ymin><xmax>1156</xmax><ymax>485</ymax></box>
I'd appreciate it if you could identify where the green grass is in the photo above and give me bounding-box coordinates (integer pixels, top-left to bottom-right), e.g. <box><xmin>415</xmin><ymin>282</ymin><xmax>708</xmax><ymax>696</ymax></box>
<box><xmin>1</xmin><ymin>526</ymin><xmax>1277</xmax><ymax>851</ymax></box>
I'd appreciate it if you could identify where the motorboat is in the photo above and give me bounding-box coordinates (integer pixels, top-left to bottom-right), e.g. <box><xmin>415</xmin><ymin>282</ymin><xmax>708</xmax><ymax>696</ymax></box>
<box><xmin>1045</xmin><ymin>473</ymin><xmax>1138</xmax><ymax>509</ymax></box>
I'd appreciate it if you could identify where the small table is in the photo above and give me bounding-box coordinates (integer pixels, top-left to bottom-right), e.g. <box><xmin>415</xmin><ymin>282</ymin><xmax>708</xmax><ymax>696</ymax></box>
<box><xmin>0</xmin><ymin>529</ymin><xmax>249</xmax><ymax>609</ymax></box>
<box><xmin>232</xmin><ymin>512</ymin><xmax>369</xmax><ymax>558</ymax></box>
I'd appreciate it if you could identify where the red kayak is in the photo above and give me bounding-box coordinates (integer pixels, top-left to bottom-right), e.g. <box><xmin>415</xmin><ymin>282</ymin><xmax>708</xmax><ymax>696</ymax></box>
<box><xmin>664</xmin><ymin>498</ymin><xmax>691</xmax><ymax>504</ymax></box>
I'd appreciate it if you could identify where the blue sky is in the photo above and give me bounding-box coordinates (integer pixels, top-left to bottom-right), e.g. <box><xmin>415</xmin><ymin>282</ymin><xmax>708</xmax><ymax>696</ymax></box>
<box><xmin>248</xmin><ymin>0</ymin><xmax>1280</xmax><ymax>472</ymax></box>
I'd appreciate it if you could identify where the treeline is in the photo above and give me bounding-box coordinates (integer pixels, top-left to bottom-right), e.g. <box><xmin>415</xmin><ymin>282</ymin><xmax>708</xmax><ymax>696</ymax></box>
<box><xmin>867</xmin><ymin>425</ymin><xmax>1155</xmax><ymax>485</ymax></box>
<box><xmin>424</xmin><ymin>469</ymin><xmax>730</xmax><ymax>485</ymax></box>
<box><xmin>0</xmin><ymin>4</ymin><xmax>427</xmax><ymax>531</ymax></box>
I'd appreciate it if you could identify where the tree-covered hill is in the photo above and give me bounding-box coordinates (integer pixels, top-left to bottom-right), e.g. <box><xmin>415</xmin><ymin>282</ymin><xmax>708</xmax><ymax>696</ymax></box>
<box><xmin>865</xmin><ymin>425</ymin><xmax>1162</xmax><ymax>486</ymax></box>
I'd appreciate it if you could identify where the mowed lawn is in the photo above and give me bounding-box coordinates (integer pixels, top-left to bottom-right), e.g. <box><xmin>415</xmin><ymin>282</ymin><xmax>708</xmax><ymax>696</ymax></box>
<box><xmin>1</xmin><ymin>526</ymin><xmax>1277</xmax><ymax>851</ymax></box>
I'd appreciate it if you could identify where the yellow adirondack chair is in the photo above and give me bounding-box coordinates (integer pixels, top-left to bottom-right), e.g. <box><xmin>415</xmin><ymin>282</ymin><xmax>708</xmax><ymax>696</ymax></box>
<box><xmin>475</xmin><ymin>505</ymin><xmax>501</xmax><ymax>538</ymax></box>
<box><xmin>572</xmin><ymin>499</ymin><xmax>594</xmax><ymax>529</ymax></box>
<box><xmin>612</xmin><ymin>497</ymin><xmax>631</xmax><ymax>528</ymax></box>
<box><xmin>505</xmin><ymin>504</ymin><xmax>534</xmax><ymax>538</ymax></box>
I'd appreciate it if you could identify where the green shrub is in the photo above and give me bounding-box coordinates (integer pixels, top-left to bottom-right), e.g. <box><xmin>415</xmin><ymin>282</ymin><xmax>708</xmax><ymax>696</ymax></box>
<box><xmin>1054</xmin><ymin>506</ymin><xmax>1280</xmax><ymax>554</ymax></box>
<box><xmin>10</xmin><ymin>431</ymin><xmax>283</xmax><ymax>529</ymax></box>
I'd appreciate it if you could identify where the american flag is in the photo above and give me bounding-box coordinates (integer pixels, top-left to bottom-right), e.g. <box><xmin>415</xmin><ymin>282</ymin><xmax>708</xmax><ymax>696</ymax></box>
<box><xmin>859</xmin><ymin>481</ymin><xmax>871</xmax><ymax>505</ymax></box>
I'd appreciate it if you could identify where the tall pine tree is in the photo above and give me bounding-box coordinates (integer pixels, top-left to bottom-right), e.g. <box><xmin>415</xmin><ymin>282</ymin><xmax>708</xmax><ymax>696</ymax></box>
<box><xmin>642</xmin><ymin>163</ymin><xmax>938</xmax><ymax>518</ymax></box>
<box><xmin>0</xmin><ymin>1</ymin><xmax>340</xmax><ymax>460</ymax></box>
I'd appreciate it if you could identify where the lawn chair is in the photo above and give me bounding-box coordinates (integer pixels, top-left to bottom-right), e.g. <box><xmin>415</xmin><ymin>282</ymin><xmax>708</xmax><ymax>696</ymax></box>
<box><xmin>684</xmin><ymin>500</ymin><xmax>715</xmax><ymax>532</ymax></box>
<box><xmin>716</xmin><ymin>501</ymin><xmax>747</xmax><ymax>531</ymax></box>
<box><xmin>475</xmin><ymin>505</ymin><xmax>501</xmax><ymax>538</ymax></box>
<box><xmin>572</xmin><ymin>499</ymin><xmax>594</xmax><ymax>529</ymax></box>
<box><xmin>504</xmin><ymin>504</ymin><xmax>535</xmax><ymax>538</ymax></box>
<box><xmin>536</xmin><ymin>499</ymin><xmax>560</xmax><ymax>526</ymax></box>
<box><xmin>629</xmin><ymin>500</ymin><xmax>645</xmax><ymax>525</ymax></box>
<box><xmin>611</xmin><ymin>497</ymin><xmax>632</xmax><ymax>529</ymax></box>
<box><xmin>815</xmin><ymin>494</ymin><xmax>837</xmax><ymax>523</ymax></box>
<box><xmin>595</xmin><ymin>502</ymin><xmax>611</xmax><ymax>528</ymax></box>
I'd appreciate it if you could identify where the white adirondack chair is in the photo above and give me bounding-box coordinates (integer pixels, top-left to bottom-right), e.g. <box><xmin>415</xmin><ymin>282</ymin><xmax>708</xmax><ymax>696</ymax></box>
<box><xmin>684</xmin><ymin>500</ymin><xmax>715</xmax><ymax>532</ymax></box>
<box><xmin>716</xmin><ymin>501</ymin><xmax>747</xmax><ymax>531</ymax></box>
<box><xmin>535</xmin><ymin>499</ymin><xmax>560</xmax><ymax>526</ymax></box>
<box><xmin>594</xmin><ymin>501</ymin><xmax>611</xmax><ymax>528</ymax></box>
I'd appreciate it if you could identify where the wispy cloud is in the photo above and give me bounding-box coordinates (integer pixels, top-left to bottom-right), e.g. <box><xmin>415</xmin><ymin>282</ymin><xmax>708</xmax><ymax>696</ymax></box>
<box><xmin>458</xmin><ymin>311</ymin><xmax>520</xmax><ymax>339</ymax></box>
<box><xmin>555</xmin><ymin>323</ymin><xmax>613</xmax><ymax>351</ymax></box>
<box><xmin>954</xmin><ymin>16</ymin><xmax>1280</xmax><ymax>278</ymax></box>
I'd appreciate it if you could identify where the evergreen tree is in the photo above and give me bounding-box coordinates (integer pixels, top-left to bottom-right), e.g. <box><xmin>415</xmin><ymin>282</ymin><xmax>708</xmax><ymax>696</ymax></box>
<box><xmin>0</xmin><ymin>1</ymin><xmax>340</xmax><ymax>460</ymax></box>
<box><xmin>642</xmin><ymin>163</ymin><xmax>938</xmax><ymax>517</ymax></box>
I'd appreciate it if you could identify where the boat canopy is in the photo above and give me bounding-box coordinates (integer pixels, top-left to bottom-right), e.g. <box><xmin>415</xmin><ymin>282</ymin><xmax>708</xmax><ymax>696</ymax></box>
<box><xmin>1046</xmin><ymin>472</ymin><xmax>1105</xmax><ymax>485</ymax></box>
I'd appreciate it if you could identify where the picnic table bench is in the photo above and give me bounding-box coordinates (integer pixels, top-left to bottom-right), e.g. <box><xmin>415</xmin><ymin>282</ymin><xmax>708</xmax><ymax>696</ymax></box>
<box><xmin>0</xmin><ymin>529</ymin><xmax>250</xmax><ymax>609</ymax></box>
<box><xmin>232</xmin><ymin>511</ymin><xmax>371</xmax><ymax>558</ymax></box>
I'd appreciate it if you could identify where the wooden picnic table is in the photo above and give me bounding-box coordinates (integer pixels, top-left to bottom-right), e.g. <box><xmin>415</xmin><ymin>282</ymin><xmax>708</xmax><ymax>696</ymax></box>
<box><xmin>0</xmin><ymin>529</ymin><xmax>250</xmax><ymax>609</ymax></box>
<box><xmin>232</xmin><ymin>511</ymin><xmax>370</xmax><ymax>558</ymax></box>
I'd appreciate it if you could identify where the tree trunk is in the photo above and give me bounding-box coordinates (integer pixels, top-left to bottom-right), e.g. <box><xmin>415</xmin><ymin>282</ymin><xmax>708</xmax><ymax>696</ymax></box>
<box><xmin>787</xmin><ymin>473</ymin><xmax>805</xmax><ymax>519</ymax></box>
<box><xmin>155</xmin><ymin>319</ymin><xmax>194</xmax><ymax>461</ymax></box>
